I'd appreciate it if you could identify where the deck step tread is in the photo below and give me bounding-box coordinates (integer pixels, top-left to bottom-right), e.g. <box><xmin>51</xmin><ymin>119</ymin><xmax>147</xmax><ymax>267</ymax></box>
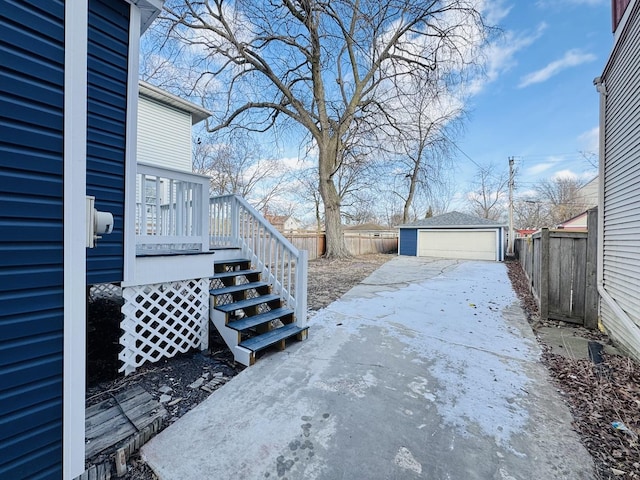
<box><xmin>210</xmin><ymin>281</ymin><xmax>269</xmax><ymax>296</ymax></box>
<box><xmin>227</xmin><ymin>307</ymin><xmax>294</xmax><ymax>332</ymax></box>
<box><xmin>215</xmin><ymin>294</ymin><xmax>281</xmax><ymax>313</ymax></box>
<box><xmin>211</xmin><ymin>269</ymin><xmax>261</xmax><ymax>280</ymax></box>
<box><xmin>216</xmin><ymin>258</ymin><xmax>251</xmax><ymax>268</ymax></box>
<box><xmin>240</xmin><ymin>324</ymin><xmax>308</xmax><ymax>352</ymax></box>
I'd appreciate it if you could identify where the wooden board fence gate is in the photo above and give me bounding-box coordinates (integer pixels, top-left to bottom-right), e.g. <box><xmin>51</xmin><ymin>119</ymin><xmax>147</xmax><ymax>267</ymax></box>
<box><xmin>514</xmin><ymin>208</ymin><xmax>598</xmax><ymax>328</ymax></box>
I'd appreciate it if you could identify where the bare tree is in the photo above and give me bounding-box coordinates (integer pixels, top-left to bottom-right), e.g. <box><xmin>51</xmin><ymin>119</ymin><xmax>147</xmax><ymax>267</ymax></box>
<box><xmin>383</xmin><ymin>72</ymin><xmax>462</xmax><ymax>223</ymax></box>
<box><xmin>193</xmin><ymin>132</ymin><xmax>288</xmax><ymax>212</ymax></box>
<box><xmin>513</xmin><ymin>198</ymin><xmax>550</xmax><ymax>230</ymax></box>
<box><xmin>155</xmin><ymin>1</ymin><xmax>490</xmax><ymax>257</ymax></box>
<box><xmin>536</xmin><ymin>176</ymin><xmax>586</xmax><ymax>225</ymax></box>
<box><xmin>293</xmin><ymin>167</ymin><xmax>323</xmax><ymax>231</ymax></box>
<box><xmin>467</xmin><ymin>163</ymin><xmax>508</xmax><ymax>220</ymax></box>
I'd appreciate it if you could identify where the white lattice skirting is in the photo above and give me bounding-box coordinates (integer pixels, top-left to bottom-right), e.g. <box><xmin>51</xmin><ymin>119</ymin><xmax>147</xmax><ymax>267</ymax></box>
<box><xmin>119</xmin><ymin>279</ymin><xmax>209</xmax><ymax>375</ymax></box>
<box><xmin>89</xmin><ymin>283</ymin><xmax>122</xmax><ymax>300</ymax></box>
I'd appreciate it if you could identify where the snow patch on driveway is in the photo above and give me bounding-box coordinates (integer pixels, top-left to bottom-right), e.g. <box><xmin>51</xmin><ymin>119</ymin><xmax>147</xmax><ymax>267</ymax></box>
<box><xmin>317</xmin><ymin>260</ymin><xmax>538</xmax><ymax>447</ymax></box>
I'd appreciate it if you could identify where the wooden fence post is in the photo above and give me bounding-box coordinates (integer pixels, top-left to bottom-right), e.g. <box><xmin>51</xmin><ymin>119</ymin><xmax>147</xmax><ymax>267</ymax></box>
<box><xmin>540</xmin><ymin>228</ymin><xmax>550</xmax><ymax>321</ymax></box>
<box><xmin>584</xmin><ymin>208</ymin><xmax>599</xmax><ymax>329</ymax></box>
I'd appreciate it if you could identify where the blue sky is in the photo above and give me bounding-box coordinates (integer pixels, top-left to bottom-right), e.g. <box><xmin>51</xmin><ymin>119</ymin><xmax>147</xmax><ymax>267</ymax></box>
<box><xmin>453</xmin><ymin>0</ymin><xmax>613</xmax><ymax>196</ymax></box>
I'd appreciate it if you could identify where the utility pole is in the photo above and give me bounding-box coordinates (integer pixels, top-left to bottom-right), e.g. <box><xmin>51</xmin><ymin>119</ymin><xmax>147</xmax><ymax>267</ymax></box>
<box><xmin>508</xmin><ymin>156</ymin><xmax>515</xmax><ymax>257</ymax></box>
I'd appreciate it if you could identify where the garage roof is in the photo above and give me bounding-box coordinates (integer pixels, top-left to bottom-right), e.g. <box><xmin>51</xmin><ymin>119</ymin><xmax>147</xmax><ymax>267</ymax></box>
<box><xmin>398</xmin><ymin>211</ymin><xmax>506</xmax><ymax>229</ymax></box>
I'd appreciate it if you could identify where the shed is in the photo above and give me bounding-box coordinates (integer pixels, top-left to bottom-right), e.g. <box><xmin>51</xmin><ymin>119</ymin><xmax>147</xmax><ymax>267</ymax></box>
<box><xmin>397</xmin><ymin>212</ymin><xmax>506</xmax><ymax>261</ymax></box>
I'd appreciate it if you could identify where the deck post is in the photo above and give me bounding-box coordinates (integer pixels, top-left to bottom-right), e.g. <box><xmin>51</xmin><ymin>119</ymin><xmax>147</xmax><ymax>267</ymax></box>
<box><xmin>296</xmin><ymin>249</ymin><xmax>308</xmax><ymax>326</ymax></box>
<box><xmin>200</xmin><ymin>183</ymin><xmax>209</xmax><ymax>251</ymax></box>
<box><xmin>231</xmin><ymin>195</ymin><xmax>240</xmax><ymax>248</ymax></box>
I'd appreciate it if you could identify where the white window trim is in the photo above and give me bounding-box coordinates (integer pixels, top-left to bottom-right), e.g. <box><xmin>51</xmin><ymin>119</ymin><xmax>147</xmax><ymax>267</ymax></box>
<box><xmin>63</xmin><ymin>1</ymin><xmax>88</xmax><ymax>478</ymax></box>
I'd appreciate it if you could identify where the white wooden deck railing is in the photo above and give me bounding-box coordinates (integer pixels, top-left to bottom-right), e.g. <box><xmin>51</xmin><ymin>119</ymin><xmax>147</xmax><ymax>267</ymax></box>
<box><xmin>210</xmin><ymin>194</ymin><xmax>308</xmax><ymax>326</ymax></box>
<box><xmin>135</xmin><ymin>162</ymin><xmax>210</xmax><ymax>253</ymax></box>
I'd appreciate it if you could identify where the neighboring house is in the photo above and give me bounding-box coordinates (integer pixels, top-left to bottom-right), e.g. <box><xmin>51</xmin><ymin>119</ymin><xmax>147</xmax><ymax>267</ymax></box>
<box><xmin>264</xmin><ymin>214</ymin><xmax>302</xmax><ymax>233</ymax></box>
<box><xmin>397</xmin><ymin>212</ymin><xmax>506</xmax><ymax>261</ymax></box>
<box><xmin>0</xmin><ymin>2</ymin><xmax>162</xmax><ymax>478</ymax></box>
<box><xmin>595</xmin><ymin>0</ymin><xmax>640</xmax><ymax>361</ymax></box>
<box><xmin>575</xmin><ymin>176</ymin><xmax>599</xmax><ymax>208</ymax></box>
<box><xmin>138</xmin><ymin>80</ymin><xmax>211</xmax><ymax>172</ymax></box>
<box><xmin>556</xmin><ymin>211</ymin><xmax>588</xmax><ymax>231</ymax></box>
<box><xmin>516</xmin><ymin>228</ymin><xmax>538</xmax><ymax>237</ymax></box>
<box><xmin>134</xmin><ymin>81</ymin><xmax>211</xmax><ymax>244</ymax></box>
<box><xmin>554</xmin><ymin>176</ymin><xmax>598</xmax><ymax>231</ymax></box>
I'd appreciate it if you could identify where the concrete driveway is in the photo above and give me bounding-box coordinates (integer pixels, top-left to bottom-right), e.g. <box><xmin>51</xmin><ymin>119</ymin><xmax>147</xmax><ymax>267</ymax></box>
<box><xmin>142</xmin><ymin>257</ymin><xmax>594</xmax><ymax>479</ymax></box>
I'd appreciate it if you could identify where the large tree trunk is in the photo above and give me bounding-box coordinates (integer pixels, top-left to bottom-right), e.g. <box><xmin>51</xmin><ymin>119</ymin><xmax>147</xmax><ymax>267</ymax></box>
<box><xmin>402</xmin><ymin>174</ymin><xmax>418</xmax><ymax>224</ymax></box>
<box><xmin>318</xmin><ymin>144</ymin><xmax>350</xmax><ymax>258</ymax></box>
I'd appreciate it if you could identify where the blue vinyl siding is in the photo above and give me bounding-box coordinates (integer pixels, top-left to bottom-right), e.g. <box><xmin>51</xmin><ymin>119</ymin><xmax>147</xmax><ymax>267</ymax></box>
<box><xmin>399</xmin><ymin>229</ymin><xmax>418</xmax><ymax>256</ymax></box>
<box><xmin>86</xmin><ymin>0</ymin><xmax>130</xmax><ymax>284</ymax></box>
<box><xmin>0</xmin><ymin>1</ymin><xmax>65</xmax><ymax>478</ymax></box>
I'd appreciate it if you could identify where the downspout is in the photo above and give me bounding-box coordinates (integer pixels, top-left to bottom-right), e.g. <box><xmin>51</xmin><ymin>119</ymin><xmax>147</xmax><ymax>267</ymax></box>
<box><xmin>593</xmin><ymin>76</ymin><xmax>640</xmax><ymax>350</ymax></box>
<box><xmin>594</xmin><ymin>77</ymin><xmax>606</xmax><ymax>297</ymax></box>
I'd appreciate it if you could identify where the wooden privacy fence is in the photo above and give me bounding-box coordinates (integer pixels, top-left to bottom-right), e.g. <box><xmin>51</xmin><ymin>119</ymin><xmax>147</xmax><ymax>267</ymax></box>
<box><xmin>284</xmin><ymin>232</ymin><xmax>325</xmax><ymax>260</ymax></box>
<box><xmin>514</xmin><ymin>208</ymin><xmax>598</xmax><ymax>328</ymax></box>
<box><xmin>284</xmin><ymin>231</ymin><xmax>398</xmax><ymax>260</ymax></box>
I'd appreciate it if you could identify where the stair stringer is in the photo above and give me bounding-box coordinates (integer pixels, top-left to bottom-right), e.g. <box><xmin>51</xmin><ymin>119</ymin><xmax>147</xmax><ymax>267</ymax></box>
<box><xmin>209</xmin><ymin>297</ymin><xmax>254</xmax><ymax>366</ymax></box>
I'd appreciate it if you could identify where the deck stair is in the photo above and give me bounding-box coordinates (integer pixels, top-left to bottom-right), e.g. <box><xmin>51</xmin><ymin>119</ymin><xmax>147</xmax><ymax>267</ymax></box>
<box><xmin>209</xmin><ymin>258</ymin><xmax>308</xmax><ymax>366</ymax></box>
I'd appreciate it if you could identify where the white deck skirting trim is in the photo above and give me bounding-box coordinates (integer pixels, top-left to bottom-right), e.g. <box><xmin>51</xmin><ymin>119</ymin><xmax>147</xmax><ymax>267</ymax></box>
<box><xmin>119</xmin><ymin>278</ymin><xmax>209</xmax><ymax>375</ymax></box>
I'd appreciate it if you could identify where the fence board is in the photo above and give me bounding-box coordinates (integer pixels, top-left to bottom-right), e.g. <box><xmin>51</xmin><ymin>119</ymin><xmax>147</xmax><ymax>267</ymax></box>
<box><xmin>548</xmin><ymin>236</ymin><xmax>562</xmax><ymax>312</ymax></box>
<box><xmin>515</xmin><ymin>209</ymin><xmax>598</xmax><ymax>327</ymax></box>
<box><xmin>285</xmin><ymin>232</ymin><xmax>398</xmax><ymax>259</ymax></box>
<box><xmin>572</xmin><ymin>238</ymin><xmax>587</xmax><ymax>319</ymax></box>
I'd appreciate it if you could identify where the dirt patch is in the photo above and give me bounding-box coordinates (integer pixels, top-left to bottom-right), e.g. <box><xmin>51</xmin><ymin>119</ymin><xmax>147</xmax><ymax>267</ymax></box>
<box><xmin>506</xmin><ymin>259</ymin><xmax>640</xmax><ymax>480</ymax></box>
<box><xmin>307</xmin><ymin>253</ymin><xmax>395</xmax><ymax>310</ymax></box>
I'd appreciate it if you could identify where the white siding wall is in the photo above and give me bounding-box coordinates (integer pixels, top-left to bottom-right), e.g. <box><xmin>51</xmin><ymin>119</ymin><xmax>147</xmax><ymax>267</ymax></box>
<box><xmin>601</xmin><ymin>1</ymin><xmax>640</xmax><ymax>360</ymax></box>
<box><xmin>138</xmin><ymin>95</ymin><xmax>193</xmax><ymax>172</ymax></box>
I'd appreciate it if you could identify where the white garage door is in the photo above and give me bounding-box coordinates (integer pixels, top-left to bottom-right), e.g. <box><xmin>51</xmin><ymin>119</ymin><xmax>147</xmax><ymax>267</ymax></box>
<box><xmin>418</xmin><ymin>230</ymin><xmax>497</xmax><ymax>261</ymax></box>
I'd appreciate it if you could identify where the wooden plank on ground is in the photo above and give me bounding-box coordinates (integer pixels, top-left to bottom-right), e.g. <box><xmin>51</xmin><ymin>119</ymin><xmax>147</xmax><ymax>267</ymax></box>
<box><xmin>85</xmin><ymin>385</ymin><xmax>167</xmax><ymax>459</ymax></box>
<box><xmin>85</xmin><ymin>411</ymin><xmax>136</xmax><ymax>459</ymax></box>
<box><xmin>117</xmin><ymin>387</ymin><xmax>167</xmax><ymax>431</ymax></box>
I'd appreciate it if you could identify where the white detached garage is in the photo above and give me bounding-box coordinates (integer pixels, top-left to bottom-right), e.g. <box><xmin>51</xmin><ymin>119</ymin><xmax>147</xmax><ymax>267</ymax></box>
<box><xmin>398</xmin><ymin>211</ymin><xmax>506</xmax><ymax>261</ymax></box>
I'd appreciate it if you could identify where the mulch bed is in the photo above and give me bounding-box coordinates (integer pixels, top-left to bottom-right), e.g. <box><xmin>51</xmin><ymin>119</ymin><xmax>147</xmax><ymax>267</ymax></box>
<box><xmin>506</xmin><ymin>259</ymin><xmax>640</xmax><ymax>480</ymax></box>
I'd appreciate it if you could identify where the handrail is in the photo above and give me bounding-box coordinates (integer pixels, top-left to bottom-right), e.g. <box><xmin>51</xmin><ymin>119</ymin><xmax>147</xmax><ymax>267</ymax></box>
<box><xmin>209</xmin><ymin>194</ymin><xmax>308</xmax><ymax>326</ymax></box>
<box><xmin>135</xmin><ymin>162</ymin><xmax>210</xmax><ymax>253</ymax></box>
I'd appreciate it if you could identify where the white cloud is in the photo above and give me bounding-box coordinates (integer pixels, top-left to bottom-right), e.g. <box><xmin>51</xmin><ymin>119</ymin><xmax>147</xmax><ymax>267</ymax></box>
<box><xmin>480</xmin><ymin>0</ymin><xmax>513</xmax><ymax>26</ymax></box>
<box><xmin>518</xmin><ymin>49</ymin><xmax>597</xmax><ymax>88</ymax></box>
<box><xmin>577</xmin><ymin>127</ymin><xmax>599</xmax><ymax>152</ymax></box>
<box><xmin>517</xmin><ymin>188</ymin><xmax>539</xmax><ymax>198</ymax></box>
<box><xmin>277</xmin><ymin>156</ymin><xmax>314</xmax><ymax>172</ymax></box>
<box><xmin>526</xmin><ymin>162</ymin><xmax>554</xmax><ymax>176</ymax></box>
<box><xmin>524</xmin><ymin>155</ymin><xmax>565</xmax><ymax>176</ymax></box>
<box><xmin>551</xmin><ymin>168</ymin><xmax>598</xmax><ymax>182</ymax></box>
<box><xmin>551</xmin><ymin>169</ymin><xmax>578</xmax><ymax>180</ymax></box>
<box><xmin>467</xmin><ymin>22</ymin><xmax>548</xmax><ymax>96</ymax></box>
